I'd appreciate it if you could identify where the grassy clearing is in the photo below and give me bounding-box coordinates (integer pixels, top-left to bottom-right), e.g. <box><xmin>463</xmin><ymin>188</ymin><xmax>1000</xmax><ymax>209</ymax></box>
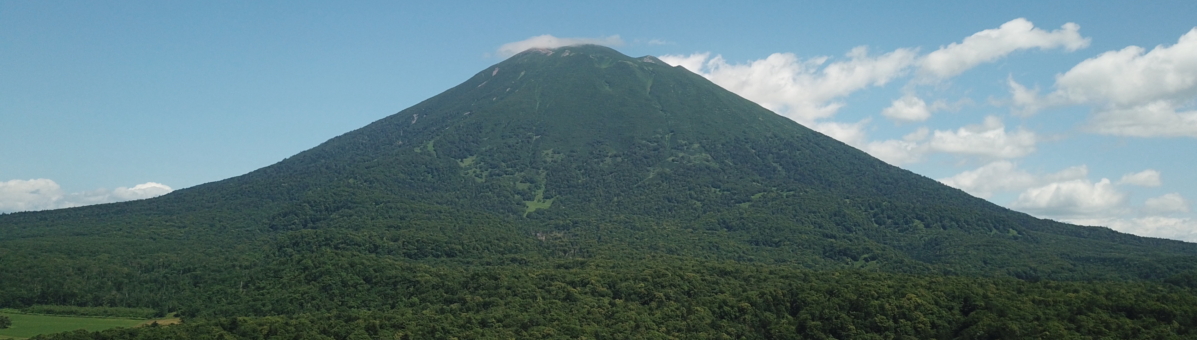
<box><xmin>0</xmin><ymin>311</ymin><xmax>148</xmax><ymax>339</ymax></box>
<box><xmin>523</xmin><ymin>186</ymin><xmax>554</xmax><ymax>216</ymax></box>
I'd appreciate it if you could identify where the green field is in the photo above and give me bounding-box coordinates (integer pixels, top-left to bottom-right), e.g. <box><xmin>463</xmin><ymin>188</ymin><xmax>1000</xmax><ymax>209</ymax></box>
<box><xmin>0</xmin><ymin>312</ymin><xmax>146</xmax><ymax>339</ymax></box>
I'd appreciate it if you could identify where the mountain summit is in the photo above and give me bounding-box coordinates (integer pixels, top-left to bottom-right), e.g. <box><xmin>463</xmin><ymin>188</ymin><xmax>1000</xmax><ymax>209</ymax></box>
<box><xmin>3</xmin><ymin>45</ymin><xmax>1197</xmax><ymax>338</ymax></box>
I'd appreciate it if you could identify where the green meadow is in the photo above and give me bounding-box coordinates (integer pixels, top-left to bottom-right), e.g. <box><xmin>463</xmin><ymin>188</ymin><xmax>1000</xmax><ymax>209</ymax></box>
<box><xmin>0</xmin><ymin>312</ymin><xmax>145</xmax><ymax>340</ymax></box>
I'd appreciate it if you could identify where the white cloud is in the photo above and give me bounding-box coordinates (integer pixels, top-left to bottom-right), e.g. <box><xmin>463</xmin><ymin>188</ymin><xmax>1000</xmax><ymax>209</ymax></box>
<box><xmin>940</xmin><ymin>161</ymin><xmax>1037</xmax><ymax>198</ymax></box>
<box><xmin>1055</xmin><ymin>28</ymin><xmax>1197</xmax><ymax>107</ymax></box>
<box><xmin>862</xmin><ymin>127</ymin><xmax>929</xmax><ymax>165</ymax></box>
<box><xmin>497</xmin><ymin>34</ymin><xmax>624</xmax><ymax>57</ymax></box>
<box><xmin>863</xmin><ymin>139</ymin><xmax>922</xmax><ymax>165</ymax></box>
<box><xmin>1007</xmin><ymin>79</ymin><xmax>1039</xmax><ymax>115</ymax></box>
<box><xmin>807</xmin><ymin>116</ymin><xmax>1032</xmax><ymax>167</ymax></box>
<box><xmin>939</xmin><ymin>161</ymin><xmax>1087</xmax><ymax>198</ymax></box>
<box><xmin>0</xmin><ymin>178</ymin><xmax>172</xmax><ymax>213</ymax></box>
<box><xmin>881</xmin><ymin>95</ymin><xmax>932</xmax><ymax>122</ymax></box>
<box><xmin>1011</xmin><ymin>178</ymin><xmax>1127</xmax><ymax>217</ymax></box>
<box><xmin>1010</xmin><ymin>28</ymin><xmax>1197</xmax><ymax>137</ymax></box>
<box><xmin>810</xmin><ymin>119</ymin><xmax>872</xmax><ymax>146</ymax></box>
<box><xmin>658</xmin><ymin>19</ymin><xmax>1086</xmax><ymax>129</ymax></box>
<box><xmin>1064</xmin><ymin>27</ymin><xmax>1197</xmax><ymax>137</ymax></box>
<box><xmin>919</xmin><ymin>18</ymin><xmax>1090</xmax><ymax>80</ymax></box>
<box><xmin>1144</xmin><ymin>193</ymin><xmax>1190</xmax><ymax>214</ymax></box>
<box><xmin>663</xmin><ymin>19</ymin><xmax>1091</xmax><ymax>123</ymax></box>
<box><xmin>881</xmin><ymin>95</ymin><xmax>959</xmax><ymax>122</ymax></box>
<box><xmin>1045</xmin><ymin>165</ymin><xmax>1091</xmax><ymax>182</ymax></box>
<box><xmin>658</xmin><ymin>52</ymin><xmax>710</xmax><ymax>74</ymax></box>
<box><xmin>807</xmin><ymin>119</ymin><xmax>930</xmax><ymax>165</ymax></box>
<box><xmin>841</xmin><ymin>112</ymin><xmax>1037</xmax><ymax>166</ymax></box>
<box><xmin>660</xmin><ymin>46</ymin><xmax>918</xmax><ymax>124</ymax></box>
<box><xmin>1006</xmin><ymin>78</ymin><xmax>1068</xmax><ymax>117</ymax></box>
<box><xmin>660</xmin><ymin>19</ymin><xmax>1090</xmax><ymax>125</ymax></box>
<box><xmin>817</xmin><ymin>115</ymin><xmax>1037</xmax><ymax>166</ymax></box>
<box><xmin>940</xmin><ymin>163</ymin><xmax>1197</xmax><ymax>242</ymax></box>
<box><xmin>0</xmin><ymin>179</ymin><xmax>64</xmax><ymax>213</ymax></box>
<box><xmin>1118</xmin><ymin>169</ymin><xmax>1162</xmax><ymax>187</ymax></box>
<box><xmin>107</xmin><ymin>182</ymin><xmax>173</xmax><ymax>201</ymax></box>
<box><xmin>1065</xmin><ymin>216</ymin><xmax>1197</xmax><ymax>242</ymax></box>
<box><xmin>1084</xmin><ymin>102</ymin><xmax>1197</xmax><ymax>137</ymax></box>
<box><xmin>926</xmin><ymin>116</ymin><xmax>1037</xmax><ymax>159</ymax></box>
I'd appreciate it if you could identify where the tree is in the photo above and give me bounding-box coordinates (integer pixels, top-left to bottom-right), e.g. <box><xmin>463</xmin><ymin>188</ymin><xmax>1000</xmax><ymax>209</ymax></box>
<box><xmin>0</xmin><ymin>314</ymin><xmax>11</xmax><ymax>329</ymax></box>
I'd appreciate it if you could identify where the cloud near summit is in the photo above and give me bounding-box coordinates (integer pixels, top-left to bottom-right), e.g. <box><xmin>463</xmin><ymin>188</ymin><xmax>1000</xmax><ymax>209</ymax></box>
<box><xmin>497</xmin><ymin>35</ymin><xmax>624</xmax><ymax>57</ymax></box>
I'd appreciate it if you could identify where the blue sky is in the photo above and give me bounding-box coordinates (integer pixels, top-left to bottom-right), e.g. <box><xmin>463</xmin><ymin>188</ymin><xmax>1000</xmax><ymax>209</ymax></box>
<box><xmin>2</xmin><ymin>1</ymin><xmax>1195</xmax><ymax>241</ymax></box>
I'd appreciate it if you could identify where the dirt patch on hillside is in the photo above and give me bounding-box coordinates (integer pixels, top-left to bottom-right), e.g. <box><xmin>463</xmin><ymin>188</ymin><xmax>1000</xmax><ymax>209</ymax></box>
<box><xmin>137</xmin><ymin>318</ymin><xmax>181</xmax><ymax>327</ymax></box>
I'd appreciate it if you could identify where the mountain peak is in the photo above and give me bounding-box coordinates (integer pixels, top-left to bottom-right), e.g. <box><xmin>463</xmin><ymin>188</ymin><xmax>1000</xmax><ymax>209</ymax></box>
<box><xmin>505</xmin><ymin>44</ymin><xmax>670</xmax><ymax>71</ymax></box>
<box><xmin>513</xmin><ymin>44</ymin><xmax>628</xmax><ymax>58</ymax></box>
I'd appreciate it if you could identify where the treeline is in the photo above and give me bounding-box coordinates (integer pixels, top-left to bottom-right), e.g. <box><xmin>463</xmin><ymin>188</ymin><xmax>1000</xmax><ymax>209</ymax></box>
<box><xmin>26</xmin><ymin>259</ymin><xmax>1197</xmax><ymax>339</ymax></box>
<box><xmin>19</xmin><ymin>305</ymin><xmax>162</xmax><ymax>319</ymax></box>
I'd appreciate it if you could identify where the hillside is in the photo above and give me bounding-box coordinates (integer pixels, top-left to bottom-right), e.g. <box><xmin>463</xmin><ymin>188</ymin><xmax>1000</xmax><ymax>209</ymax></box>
<box><xmin>3</xmin><ymin>45</ymin><xmax>1197</xmax><ymax>338</ymax></box>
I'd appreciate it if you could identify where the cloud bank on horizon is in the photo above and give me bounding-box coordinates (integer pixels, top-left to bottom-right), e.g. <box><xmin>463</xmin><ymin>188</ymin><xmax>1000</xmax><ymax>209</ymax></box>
<box><xmin>649</xmin><ymin>18</ymin><xmax>1197</xmax><ymax>242</ymax></box>
<box><xmin>0</xmin><ymin>179</ymin><xmax>172</xmax><ymax>213</ymax></box>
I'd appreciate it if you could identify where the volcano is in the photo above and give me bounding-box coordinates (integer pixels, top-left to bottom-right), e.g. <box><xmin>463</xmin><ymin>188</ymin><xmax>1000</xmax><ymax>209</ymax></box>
<box><xmin>3</xmin><ymin>45</ymin><xmax>1197</xmax><ymax>338</ymax></box>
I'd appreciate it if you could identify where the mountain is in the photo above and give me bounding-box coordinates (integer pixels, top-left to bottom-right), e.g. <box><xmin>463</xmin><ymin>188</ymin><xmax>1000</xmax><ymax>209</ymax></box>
<box><xmin>4</xmin><ymin>45</ymin><xmax>1197</xmax><ymax>339</ymax></box>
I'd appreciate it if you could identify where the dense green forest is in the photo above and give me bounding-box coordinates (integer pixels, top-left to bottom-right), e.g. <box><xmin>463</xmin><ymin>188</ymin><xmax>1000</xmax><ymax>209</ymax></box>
<box><xmin>4</xmin><ymin>45</ymin><xmax>1197</xmax><ymax>338</ymax></box>
<box><xmin>23</xmin><ymin>261</ymin><xmax>1197</xmax><ymax>339</ymax></box>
